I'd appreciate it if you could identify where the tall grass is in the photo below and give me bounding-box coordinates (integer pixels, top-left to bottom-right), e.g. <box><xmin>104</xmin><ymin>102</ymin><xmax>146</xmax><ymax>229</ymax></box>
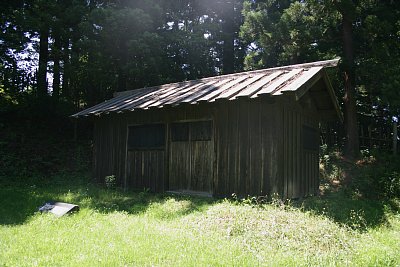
<box><xmin>0</xmin><ymin>131</ymin><xmax>399</xmax><ymax>266</ymax></box>
<box><xmin>0</xmin><ymin>170</ymin><xmax>399</xmax><ymax>266</ymax></box>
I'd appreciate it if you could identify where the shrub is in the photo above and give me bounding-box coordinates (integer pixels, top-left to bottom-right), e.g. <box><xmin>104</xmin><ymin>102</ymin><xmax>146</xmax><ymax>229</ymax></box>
<box><xmin>104</xmin><ymin>175</ymin><xmax>116</xmax><ymax>189</ymax></box>
<box><xmin>353</xmin><ymin>152</ymin><xmax>400</xmax><ymax>199</ymax></box>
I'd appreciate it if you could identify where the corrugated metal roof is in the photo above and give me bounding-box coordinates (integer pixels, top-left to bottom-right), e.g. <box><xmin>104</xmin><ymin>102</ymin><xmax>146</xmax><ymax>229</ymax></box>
<box><xmin>72</xmin><ymin>59</ymin><xmax>340</xmax><ymax>117</ymax></box>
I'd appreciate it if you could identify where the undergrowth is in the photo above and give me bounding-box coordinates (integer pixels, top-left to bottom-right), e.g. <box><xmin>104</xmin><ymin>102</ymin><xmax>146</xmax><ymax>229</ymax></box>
<box><xmin>0</xmin><ymin>124</ymin><xmax>399</xmax><ymax>266</ymax></box>
<box><xmin>0</xmin><ymin>170</ymin><xmax>399</xmax><ymax>266</ymax></box>
<box><xmin>0</xmin><ymin>121</ymin><xmax>91</xmax><ymax>186</ymax></box>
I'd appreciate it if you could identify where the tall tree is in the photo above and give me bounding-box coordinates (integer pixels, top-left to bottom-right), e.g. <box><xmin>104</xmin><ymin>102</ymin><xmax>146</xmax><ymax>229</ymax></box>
<box><xmin>36</xmin><ymin>24</ymin><xmax>49</xmax><ymax>99</ymax></box>
<box><xmin>0</xmin><ymin>0</ymin><xmax>31</xmax><ymax>100</ymax></box>
<box><xmin>76</xmin><ymin>0</ymin><xmax>167</xmax><ymax>104</ymax></box>
<box><xmin>220</xmin><ymin>1</ymin><xmax>235</xmax><ymax>74</ymax></box>
<box><xmin>26</xmin><ymin>0</ymin><xmax>54</xmax><ymax>100</ymax></box>
<box><xmin>239</xmin><ymin>0</ymin><xmax>400</xmax><ymax>157</ymax></box>
<box><xmin>240</xmin><ymin>0</ymin><xmax>293</xmax><ymax>69</ymax></box>
<box><xmin>52</xmin><ymin>31</ymin><xmax>61</xmax><ymax>101</ymax></box>
<box><xmin>334</xmin><ymin>0</ymin><xmax>359</xmax><ymax>158</ymax></box>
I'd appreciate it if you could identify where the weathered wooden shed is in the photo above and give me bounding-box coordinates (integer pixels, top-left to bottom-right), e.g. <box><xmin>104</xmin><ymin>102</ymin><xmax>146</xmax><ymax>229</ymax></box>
<box><xmin>72</xmin><ymin>59</ymin><xmax>342</xmax><ymax>199</ymax></box>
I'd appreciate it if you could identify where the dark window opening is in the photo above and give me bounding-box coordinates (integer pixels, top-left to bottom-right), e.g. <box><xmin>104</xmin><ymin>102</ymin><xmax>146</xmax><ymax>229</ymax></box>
<box><xmin>171</xmin><ymin>123</ymin><xmax>189</xmax><ymax>141</ymax></box>
<box><xmin>303</xmin><ymin>125</ymin><xmax>319</xmax><ymax>151</ymax></box>
<box><xmin>128</xmin><ymin>124</ymin><xmax>165</xmax><ymax>150</ymax></box>
<box><xmin>170</xmin><ymin>121</ymin><xmax>212</xmax><ymax>142</ymax></box>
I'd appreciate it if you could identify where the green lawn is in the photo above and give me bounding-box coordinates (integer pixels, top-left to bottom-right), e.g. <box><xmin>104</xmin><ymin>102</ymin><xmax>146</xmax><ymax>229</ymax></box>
<box><xmin>0</xmin><ymin>172</ymin><xmax>399</xmax><ymax>266</ymax></box>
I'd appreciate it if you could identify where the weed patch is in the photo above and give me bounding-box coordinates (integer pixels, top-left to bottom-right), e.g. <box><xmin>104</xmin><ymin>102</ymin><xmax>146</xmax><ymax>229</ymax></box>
<box><xmin>1</xmin><ymin>171</ymin><xmax>399</xmax><ymax>266</ymax></box>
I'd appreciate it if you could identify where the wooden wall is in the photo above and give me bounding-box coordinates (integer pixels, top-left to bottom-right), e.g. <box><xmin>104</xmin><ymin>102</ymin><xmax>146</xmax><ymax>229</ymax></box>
<box><xmin>281</xmin><ymin>96</ymin><xmax>320</xmax><ymax>199</ymax></box>
<box><xmin>169</xmin><ymin>138</ymin><xmax>214</xmax><ymax>193</ymax></box>
<box><xmin>127</xmin><ymin>150</ymin><xmax>165</xmax><ymax>192</ymax></box>
<box><xmin>93</xmin><ymin>114</ymin><xmax>127</xmax><ymax>187</ymax></box>
<box><xmin>92</xmin><ymin>94</ymin><xmax>321</xmax><ymax>198</ymax></box>
<box><xmin>213</xmin><ymin>98</ymin><xmax>281</xmax><ymax>197</ymax></box>
<box><xmin>93</xmin><ymin>104</ymin><xmax>215</xmax><ymax>193</ymax></box>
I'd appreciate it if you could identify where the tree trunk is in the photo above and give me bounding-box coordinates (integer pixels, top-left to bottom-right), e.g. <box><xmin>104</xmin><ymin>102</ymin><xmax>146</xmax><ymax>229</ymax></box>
<box><xmin>117</xmin><ymin>37</ymin><xmax>128</xmax><ymax>92</ymax></box>
<box><xmin>70</xmin><ymin>39</ymin><xmax>80</xmax><ymax>107</ymax></box>
<box><xmin>86</xmin><ymin>51</ymin><xmax>97</xmax><ymax>106</ymax></box>
<box><xmin>68</xmin><ymin>28</ymin><xmax>80</xmax><ymax>107</ymax></box>
<box><xmin>52</xmin><ymin>31</ymin><xmax>61</xmax><ymax>101</ymax></box>
<box><xmin>62</xmin><ymin>37</ymin><xmax>70</xmax><ymax>100</ymax></box>
<box><xmin>37</xmin><ymin>25</ymin><xmax>49</xmax><ymax>99</ymax></box>
<box><xmin>222</xmin><ymin>1</ymin><xmax>234</xmax><ymax>74</ymax></box>
<box><xmin>341</xmin><ymin>11</ymin><xmax>359</xmax><ymax>159</ymax></box>
<box><xmin>117</xmin><ymin>68</ymin><xmax>127</xmax><ymax>92</ymax></box>
<box><xmin>393</xmin><ymin>118</ymin><xmax>398</xmax><ymax>155</ymax></box>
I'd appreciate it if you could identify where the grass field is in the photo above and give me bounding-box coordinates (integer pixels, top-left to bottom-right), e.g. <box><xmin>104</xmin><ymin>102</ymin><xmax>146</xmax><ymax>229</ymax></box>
<box><xmin>0</xmin><ymin>168</ymin><xmax>399</xmax><ymax>267</ymax></box>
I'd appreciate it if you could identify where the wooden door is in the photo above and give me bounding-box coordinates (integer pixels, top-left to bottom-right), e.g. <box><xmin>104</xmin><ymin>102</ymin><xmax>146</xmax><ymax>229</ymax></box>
<box><xmin>127</xmin><ymin>150</ymin><xmax>165</xmax><ymax>192</ymax></box>
<box><xmin>126</xmin><ymin>124</ymin><xmax>166</xmax><ymax>192</ymax></box>
<box><xmin>169</xmin><ymin>121</ymin><xmax>214</xmax><ymax>193</ymax></box>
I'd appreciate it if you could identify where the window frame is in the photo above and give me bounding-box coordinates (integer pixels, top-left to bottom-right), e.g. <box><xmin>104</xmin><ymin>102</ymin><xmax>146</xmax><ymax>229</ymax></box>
<box><xmin>170</xmin><ymin>120</ymin><xmax>213</xmax><ymax>142</ymax></box>
<box><xmin>302</xmin><ymin>125</ymin><xmax>319</xmax><ymax>151</ymax></box>
<box><xmin>127</xmin><ymin>123</ymin><xmax>166</xmax><ymax>151</ymax></box>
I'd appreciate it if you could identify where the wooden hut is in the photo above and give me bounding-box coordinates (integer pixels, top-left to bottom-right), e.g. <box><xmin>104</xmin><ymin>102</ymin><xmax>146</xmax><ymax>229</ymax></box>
<box><xmin>72</xmin><ymin>59</ymin><xmax>342</xmax><ymax>199</ymax></box>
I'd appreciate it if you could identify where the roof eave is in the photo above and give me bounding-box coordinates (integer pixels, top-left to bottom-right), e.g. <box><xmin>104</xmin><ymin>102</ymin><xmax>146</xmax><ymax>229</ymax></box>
<box><xmin>322</xmin><ymin>70</ymin><xmax>344</xmax><ymax>123</ymax></box>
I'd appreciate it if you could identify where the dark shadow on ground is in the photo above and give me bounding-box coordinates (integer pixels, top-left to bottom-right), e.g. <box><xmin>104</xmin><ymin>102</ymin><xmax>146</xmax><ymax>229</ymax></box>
<box><xmin>0</xmin><ymin>175</ymin><xmax>216</xmax><ymax>226</ymax></box>
<box><xmin>292</xmin><ymin>188</ymin><xmax>399</xmax><ymax>231</ymax></box>
<box><xmin>294</xmin><ymin>150</ymin><xmax>400</xmax><ymax>231</ymax></box>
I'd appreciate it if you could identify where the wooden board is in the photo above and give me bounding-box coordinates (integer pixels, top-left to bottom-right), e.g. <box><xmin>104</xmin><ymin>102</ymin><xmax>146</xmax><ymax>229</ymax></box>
<box><xmin>92</xmin><ymin>90</ymin><xmax>322</xmax><ymax>199</ymax></box>
<box><xmin>191</xmin><ymin>141</ymin><xmax>213</xmax><ymax>192</ymax></box>
<box><xmin>169</xmin><ymin>137</ymin><xmax>213</xmax><ymax>193</ymax></box>
<box><xmin>127</xmin><ymin>150</ymin><xmax>165</xmax><ymax>192</ymax></box>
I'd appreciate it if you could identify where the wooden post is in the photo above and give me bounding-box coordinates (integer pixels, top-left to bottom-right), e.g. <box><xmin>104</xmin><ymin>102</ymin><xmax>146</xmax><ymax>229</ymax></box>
<box><xmin>393</xmin><ymin>117</ymin><xmax>398</xmax><ymax>155</ymax></box>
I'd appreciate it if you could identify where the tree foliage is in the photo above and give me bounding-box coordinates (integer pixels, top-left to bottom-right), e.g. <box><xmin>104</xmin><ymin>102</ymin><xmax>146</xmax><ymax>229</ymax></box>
<box><xmin>240</xmin><ymin>0</ymin><xmax>400</xmax><ymax>156</ymax></box>
<box><xmin>0</xmin><ymin>0</ymin><xmax>399</xmax><ymax>154</ymax></box>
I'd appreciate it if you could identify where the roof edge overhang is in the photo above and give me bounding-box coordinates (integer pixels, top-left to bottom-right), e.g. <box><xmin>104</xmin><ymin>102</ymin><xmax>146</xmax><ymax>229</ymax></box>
<box><xmin>287</xmin><ymin>68</ymin><xmax>343</xmax><ymax>123</ymax></box>
<box><xmin>322</xmin><ymin>69</ymin><xmax>344</xmax><ymax>122</ymax></box>
<box><xmin>113</xmin><ymin>58</ymin><xmax>340</xmax><ymax>99</ymax></box>
<box><xmin>71</xmin><ymin>58</ymin><xmax>341</xmax><ymax>119</ymax></box>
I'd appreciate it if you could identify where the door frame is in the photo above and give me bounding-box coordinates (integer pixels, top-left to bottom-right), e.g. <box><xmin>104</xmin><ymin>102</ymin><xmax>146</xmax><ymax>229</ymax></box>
<box><xmin>168</xmin><ymin>119</ymin><xmax>215</xmax><ymax>193</ymax></box>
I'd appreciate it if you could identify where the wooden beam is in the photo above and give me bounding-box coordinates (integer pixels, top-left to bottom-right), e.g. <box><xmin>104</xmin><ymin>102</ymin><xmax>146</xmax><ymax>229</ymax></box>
<box><xmin>293</xmin><ymin>70</ymin><xmax>323</xmax><ymax>100</ymax></box>
<box><xmin>322</xmin><ymin>70</ymin><xmax>343</xmax><ymax>122</ymax></box>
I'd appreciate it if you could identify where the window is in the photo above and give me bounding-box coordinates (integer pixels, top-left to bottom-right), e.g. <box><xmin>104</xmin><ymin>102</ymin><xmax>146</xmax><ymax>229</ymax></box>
<box><xmin>170</xmin><ymin>121</ymin><xmax>212</xmax><ymax>142</ymax></box>
<box><xmin>303</xmin><ymin>125</ymin><xmax>319</xmax><ymax>151</ymax></box>
<box><xmin>128</xmin><ymin>124</ymin><xmax>165</xmax><ymax>150</ymax></box>
<box><xmin>171</xmin><ymin>123</ymin><xmax>189</xmax><ymax>141</ymax></box>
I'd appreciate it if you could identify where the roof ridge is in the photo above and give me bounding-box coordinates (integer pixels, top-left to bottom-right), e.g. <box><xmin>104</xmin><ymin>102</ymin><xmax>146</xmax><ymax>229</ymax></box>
<box><xmin>114</xmin><ymin>58</ymin><xmax>340</xmax><ymax>98</ymax></box>
<box><xmin>71</xmin><ymin>58</ymin><xmax>341</xmax><ymax>118</ymax></box>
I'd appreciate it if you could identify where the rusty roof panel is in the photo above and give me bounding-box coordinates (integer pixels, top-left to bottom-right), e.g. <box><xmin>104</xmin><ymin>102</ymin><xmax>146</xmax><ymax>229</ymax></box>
<box><xmin>197</xmin><ymin>75</ymin><xmax>248</xmax><ymax>102</ymax></box>
<box><xmin>72</xmin><ymin>59</ymin><xmax>340</xmax><ymax>117</ymax></box>
<box><xmin>235</xmin><ymin>71</ymin><xmax>283</xmax><ymax>98</ymax></box>
<box><xmin>216</xmin><ymin>73</ymin><xmax>266</xmax><ymax>100</ymax></box>
<box><xmin>181</xmin><ymin>78</ymin><xmax>232</xmax><ymax>104</ymax></box>
<box><xmin>162</xmin><ymin>80</ymin><xmax>219</xmax><ymax>107</ymax></box>
<box><xmin>280</xmin><ymin>66</ymin><xmax>323</xmax><ymax>94</ymax></box>
<box><xmin>253</xmin><ymin>69</ymin><xmax>303</xmax><ymax>97</ymax></box>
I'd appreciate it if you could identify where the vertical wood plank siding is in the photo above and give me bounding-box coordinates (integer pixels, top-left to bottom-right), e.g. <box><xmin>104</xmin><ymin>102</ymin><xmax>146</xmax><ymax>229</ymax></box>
<box><xmin>168</xmin><ymin>142</ymin><xmax>190</xmax><ymax>190</ymax></box>
<box><xmin>213</xmin><ymin>99</ymin><xmax>282</xmax><ymax>197</ymax></box>
<box><xmin>282</xmin><ymin>97</ymin><xmax>320</xmax><ymax>199</ymax></box>
<box><xmin>127</xmin><ymin>150</ymin><xmax>165</xmax><ymax>192</ymax></box>
<box><xmin>93</xmin><ymin>114</ymin><xmax>127</xmax><ymax>187</ymax></box>
<box><xmin>92</xmin><ymin>94</ymin><xmax>320</xmax><ymax>198</ymax></box>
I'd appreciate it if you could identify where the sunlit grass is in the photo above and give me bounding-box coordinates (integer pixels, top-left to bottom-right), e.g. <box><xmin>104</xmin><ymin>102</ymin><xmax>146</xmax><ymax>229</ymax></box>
<box><xmin>0</xmin><ymin>173</ymin><xmax>399</xmax><ymax>266</ymax></box>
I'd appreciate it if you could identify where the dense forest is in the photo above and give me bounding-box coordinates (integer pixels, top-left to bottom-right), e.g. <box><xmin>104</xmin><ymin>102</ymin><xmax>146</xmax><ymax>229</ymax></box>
<box><xmin>2</xmin><ymin>3</ymin><xmax>400</xmax><ymax>265</ymax></box>
<box><xmin>1</xmin><ymin>0</ymin><xmax>400</xmax><ymax>158</ymax></box>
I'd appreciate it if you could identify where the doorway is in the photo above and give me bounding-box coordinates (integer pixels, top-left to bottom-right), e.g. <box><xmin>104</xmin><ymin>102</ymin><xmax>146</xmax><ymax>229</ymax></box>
<box><xmin>168</xmin><ymin>121</ymin><xmax>214</xmax><ymax>193</ymax></box>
